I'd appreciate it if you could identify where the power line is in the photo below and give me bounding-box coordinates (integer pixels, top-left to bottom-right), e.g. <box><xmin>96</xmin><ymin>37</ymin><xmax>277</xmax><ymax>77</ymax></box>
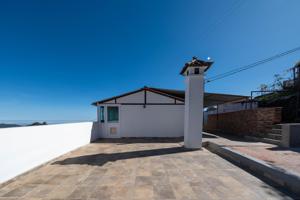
<box><xmin>205</xmin><ymin>46</ymin><xmax>300</xmax><ymax>83</ymax></box>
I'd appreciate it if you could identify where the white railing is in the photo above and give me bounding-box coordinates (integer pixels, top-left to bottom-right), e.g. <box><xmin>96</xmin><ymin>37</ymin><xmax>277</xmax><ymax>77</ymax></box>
<box><xmin>0</xmin><ymin>122</ymin><xmax>100</xmax><ymax>184</ymax></box>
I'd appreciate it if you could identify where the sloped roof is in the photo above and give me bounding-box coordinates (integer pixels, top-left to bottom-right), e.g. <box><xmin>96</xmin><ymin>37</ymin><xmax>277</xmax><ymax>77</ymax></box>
<box><xmin>147</xmin><ymin>88</ymin><xmax>184</xmax><ymax>99</ymax></box>
<box><xmin>148</xmin><ymin>87</ymin><xmax>248</xmax><ymax>107</ymax></box>
<box><xmin>92</xmin><ymin>87</ymin><xmax>248</xmax><ymax>107</ymax></box>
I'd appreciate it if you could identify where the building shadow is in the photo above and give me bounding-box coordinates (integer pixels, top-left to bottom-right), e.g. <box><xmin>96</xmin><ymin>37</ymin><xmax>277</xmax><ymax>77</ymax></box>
<box><xmin>205</xmin><ymin>131</ymin><xmax>259</xmax><ymax>143</ymax></box>
<box><xmin>202</xmin><ymin>133</ymin><xmax>218</xmax><ymax>138</ymax></box>
<box><xmin>52</xmin><ymin>146</ymin><xmax>196</xmax><ymax>167</ymax></box>
<box><xmin>92</xmin><ymin>137</ymin><xmax>184</xmax><ymax>145</ymax></box>
<box><xmin>93</xmin><ymin>133</ymin><xmax>217</xmax><ymax>144</ymax></box>
<box><xmin>90</xmin><ymin>122</ymin><xmax>101</xmax><ymax>142</ymax></box>
<box><xmin>267</xmin><ymin>146</ymin><xmax>300</xmax><ymax>153</ymax></box>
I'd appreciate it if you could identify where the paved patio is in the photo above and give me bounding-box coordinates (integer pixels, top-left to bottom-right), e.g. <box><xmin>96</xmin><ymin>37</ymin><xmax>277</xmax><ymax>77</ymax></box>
<box><xmin>203</xmin><ymin>132</ymin><xmax>300</xmax><ymax>175</ymax></box>
<box><xmin>0</xmin><ymin>138</ymin><xmax>295</xmax><ymax>200</ymax></box>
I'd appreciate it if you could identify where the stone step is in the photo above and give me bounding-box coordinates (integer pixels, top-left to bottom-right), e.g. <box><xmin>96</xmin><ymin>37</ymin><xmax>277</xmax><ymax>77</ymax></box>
<box><xmin>272</xmin><ymin>124</ymin><xmax>282</xmax><ymax>129</ymax></box>
<box><xmin>261</xmin><ymin>138</ymin><xmax>281</xmax><ymax>145</ymax></box>
<box><xmin>266</xmin><ymin>133</ymin><xmax>282</xmax><ymax>140</ymax></box>
<box><xmin>271</xmin><ymin>128</ymin><xmax>282</xmax><ymax>135</ymax></box>
<box><xmin>245</xmin><ymin>136</ymin><xmax>281</xmax><ymax>145</ymax></box>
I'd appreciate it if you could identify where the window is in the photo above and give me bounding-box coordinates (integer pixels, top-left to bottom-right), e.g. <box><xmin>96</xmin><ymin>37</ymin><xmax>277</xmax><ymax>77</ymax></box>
<box><xmin>194</xmin><ymin>68</ymin><xmax>199</xmax><ymax>74</ymax></box>
<box><xmin>100</xmin><ymin>106</ymin><xmax>105</xmax><ymax>122</ymax></box>
<box><xmin>107</xmin><ymin>106</ymin><xmax>119</xmax><ymax>122</ymax></box>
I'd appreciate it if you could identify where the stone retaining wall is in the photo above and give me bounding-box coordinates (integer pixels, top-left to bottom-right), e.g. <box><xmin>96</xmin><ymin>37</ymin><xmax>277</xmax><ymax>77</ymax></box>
<box><xmin>204</xmin><ymin>107</ymin><xmax>282</xmax><ymax>137</ymax></box>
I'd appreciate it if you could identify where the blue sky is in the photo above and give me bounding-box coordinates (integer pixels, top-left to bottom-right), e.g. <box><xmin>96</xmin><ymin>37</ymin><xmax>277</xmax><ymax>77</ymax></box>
<box><xmin>0</xmin><ymin>0</ymin><xmax>299</xmax><ymax>121</ymax></box>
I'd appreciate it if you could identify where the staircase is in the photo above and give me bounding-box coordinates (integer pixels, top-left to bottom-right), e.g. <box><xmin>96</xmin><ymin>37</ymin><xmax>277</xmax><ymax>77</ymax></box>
<box><xmin>263</xmin><ymin>124</ymin><xmax>282</xmax><ymax>145</ymax></box>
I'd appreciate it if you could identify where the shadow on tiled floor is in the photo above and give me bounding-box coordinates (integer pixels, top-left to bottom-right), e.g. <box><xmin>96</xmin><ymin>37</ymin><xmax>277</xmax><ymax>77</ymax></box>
<box><xmin>0</xmin><ymin>138</ymin><xmax>296</xmax><ymax>200</ymax></box>
<box><xmin>52</xmin><ymin>146</ymin><xmax>197</xmax><ymax>167</ymax></box>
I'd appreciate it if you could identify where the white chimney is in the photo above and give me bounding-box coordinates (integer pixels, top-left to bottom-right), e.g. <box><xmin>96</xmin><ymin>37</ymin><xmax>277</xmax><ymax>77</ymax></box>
<box><xmin>180</xmin><ymin>56</ymin><xmax>213</xmax><ymax>149</ymax></box>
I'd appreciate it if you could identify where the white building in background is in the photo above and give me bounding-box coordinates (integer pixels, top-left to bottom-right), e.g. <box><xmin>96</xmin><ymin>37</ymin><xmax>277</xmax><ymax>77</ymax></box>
<box><xmin>203</xmin><ymin>101</ymin><xmax>258</xmax><ymax>125</ymax></box>
<box><xmin>92</xmin><ymin>57</ymin><xmax>247</xmax><ymax>139</ymax></box>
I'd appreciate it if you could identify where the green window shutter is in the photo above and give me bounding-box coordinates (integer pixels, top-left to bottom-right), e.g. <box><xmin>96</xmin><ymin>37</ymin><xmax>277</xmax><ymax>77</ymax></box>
<box><xmin>107</xmin><ymin>106</ymin><xmax>119</xmax><ymax>122</ymax></box>
<box><xmin>100</xmin><ymin>106</ymin><xmax>105</xmax><ymax>122</ymax></box>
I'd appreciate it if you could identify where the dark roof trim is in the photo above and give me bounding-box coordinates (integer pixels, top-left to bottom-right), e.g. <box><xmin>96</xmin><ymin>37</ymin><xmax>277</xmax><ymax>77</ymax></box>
<box><xmin>180</xmin><ymin>57</ymin><xmax>214</xmax><ymax>75</ymax></box>
<box><xmin>92</xmin><ymin>87</ymin><xmax>248</xmax><ymax>107</ymax></box>
<box><xmin>147</xmin><ymin>87</ymin><xmax>184</xmax><ymax>99</ymax></box>
<box><xmin>92</xmin><ymin>88</ymin><xmax>144</xmax><ymax>106</ymax></box>
<box><xmin>145</xmin><ymin>87</ymin><xmax>184</xmax><ymax>101</ymax></box>
<box><xmin>92</xmin><ymin>87</ymin><xmax>184</xmax><ymax>106</ymax></box>
<box><xmin>204</xmin><ymin>92</ymin><xmax>247</xmax><ymax>98</ymax></box>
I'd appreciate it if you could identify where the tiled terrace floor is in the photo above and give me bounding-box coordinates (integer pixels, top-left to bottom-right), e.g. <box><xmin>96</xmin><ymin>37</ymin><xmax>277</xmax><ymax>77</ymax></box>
<box><xmin>203</xmin><ymin>132</ymin><xmax>300</xmax><ymax>175</ymax></box>
<box><xmin>0</xmin><ymin>138</ymin><xmax>295</xmax><ymax>200</ymax></box>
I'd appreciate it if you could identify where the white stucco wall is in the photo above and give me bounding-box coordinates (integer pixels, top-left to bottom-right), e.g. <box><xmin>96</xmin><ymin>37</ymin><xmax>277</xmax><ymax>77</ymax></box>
<box><xmin>113</xmin><ymin>90</ymin><xmax>181</xmax><ymax>104</ymax></box>
<box><xmin>117</xmin><ymin>91</ymin><xmax>144</xmax><ymax>103</ymax></box>
<box><xmin>120</xmin><ymin>105</ymin><xmax>184</xmax><ymax>137</ymax></box>
<box><xmin>147</xmin><ymin>91</ymin><xmax>175</xmax><ymax>103</ymax></box>
<box><xmin>184</xmin><ymin>71</ymin><xmax>204</xmax><ymax>148</ymax></box>
<box><xmin>0</xmin><ymin>122</ymin><xmax>98</xmax><ymax>184</ymax></box>
<box><xmin>96</xmin><ymin>89</ymin><xmax>185</xmax><ymax>138</ymax></box>
<box><xmin>176</xmin><ymin>99</ymin><xmax>184</xmax><ymax>103</ymax></box>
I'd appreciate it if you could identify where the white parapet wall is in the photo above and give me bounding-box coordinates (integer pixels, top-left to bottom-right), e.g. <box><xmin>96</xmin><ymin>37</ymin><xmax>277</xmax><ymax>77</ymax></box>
<box><xmin>0</xmin><ymin>122</ymin><xmax>100</xmax><ymax>184</ymax></box>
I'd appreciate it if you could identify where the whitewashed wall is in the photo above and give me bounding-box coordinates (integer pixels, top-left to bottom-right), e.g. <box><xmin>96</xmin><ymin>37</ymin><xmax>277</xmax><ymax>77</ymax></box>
<box><xmin>0</xmin><ymin>122</ymin><xmax>99</xmax><ymax>184</ymax></box>
<box><xmin>117</xmin><ymin>91</ymin><xmax>144</xmax><ymax>103</ymax></box>
<box><xmin>147</xmin><ymin>92</ymin><xmax>174</xmax><ymax>103</ymax></box>
<box><xmin>120</xmin><ymin>105</ymin><xmax>184</xmax><ymax>137</ymax></box>
<box><xmin>97</xmin><ymin>90</ymin><xmax>185</xmax><ymax>138</ymax></box>
<box><xmin>115</xmin><ymin>90</ymin><xmax>182</xmax><ymax>104</ymax></box>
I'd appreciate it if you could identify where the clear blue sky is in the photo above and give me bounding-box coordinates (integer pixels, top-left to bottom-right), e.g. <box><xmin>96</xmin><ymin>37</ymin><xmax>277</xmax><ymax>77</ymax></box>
<box><xmin>0</xmin><ymin>0</ymin><xmax>299</xmax><ymax>121</ymax></box>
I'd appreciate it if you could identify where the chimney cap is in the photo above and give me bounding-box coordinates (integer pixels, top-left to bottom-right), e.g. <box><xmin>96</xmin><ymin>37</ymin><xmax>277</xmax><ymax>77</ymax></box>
<box><xmin>180</xmin><ymin>56</ymin><xmax>213</xmax><ymax>75</ymax></box>
<box><xmin>294</xmin><ymin>60</ymin><xmax>300</xmax><ymax>68</ymax></box>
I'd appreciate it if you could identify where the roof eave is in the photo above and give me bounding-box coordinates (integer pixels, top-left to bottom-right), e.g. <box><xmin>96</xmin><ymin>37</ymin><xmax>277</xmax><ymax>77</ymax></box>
<box><xmin>91</xmin><ymin>88</ymin><xmax>144</xmax><ymax>106</ymax></box>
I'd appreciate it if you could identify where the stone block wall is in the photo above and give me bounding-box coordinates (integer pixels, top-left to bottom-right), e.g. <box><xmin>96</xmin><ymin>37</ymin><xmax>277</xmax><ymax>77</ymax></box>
<box><xmin>204</xmin><ymin>107</ymin><xmax>282</xmax><ymax>137</ymax></box>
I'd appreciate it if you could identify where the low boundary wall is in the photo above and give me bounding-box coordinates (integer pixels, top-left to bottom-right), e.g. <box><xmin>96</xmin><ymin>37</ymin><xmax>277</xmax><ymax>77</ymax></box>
<box><xmin>204</xmin><ymin>141</ymin><xmax>300</xmax><ymax>197</ymax></box>
<box><xmin>0</xmin><ymin>122</ymin><xmax>100</xmax><ymax>183</ymax></box>
<box><xmin>281</xmin><ymin>123</ymin><xmax>300</xmax><ymax>147</ymax></box>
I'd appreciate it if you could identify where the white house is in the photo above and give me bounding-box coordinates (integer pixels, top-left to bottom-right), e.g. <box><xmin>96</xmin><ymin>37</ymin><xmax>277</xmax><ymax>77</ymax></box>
<box><xmin>92</xmin><ymin>57</ymin><xmax>247</xmax><ymax>142</ymax></box>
